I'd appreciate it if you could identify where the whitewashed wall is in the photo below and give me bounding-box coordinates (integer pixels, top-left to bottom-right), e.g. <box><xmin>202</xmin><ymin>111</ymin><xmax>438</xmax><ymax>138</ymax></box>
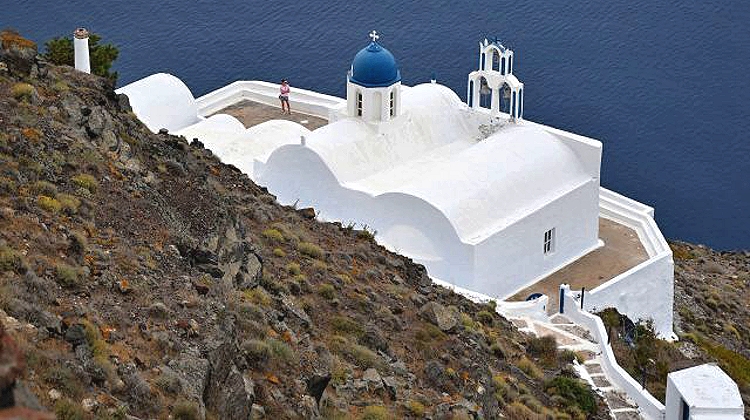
<box><xmin>560</xmin><ymin>285</ymin><xmax>667</xmax><ymax>420</ymax></box>
<box><xmin>474</xmin><ymin>180</ymin><xmax>600</xmax><ymax>299</ymax></box>
<box><xmin>665</xmin><ymin>368</ymin><xmax>745</xmax><ymax>419</ymax></box>
<box><xmin>195</xmin><ymin>80</ymin><xmax>346</xmax><ymax>121</ymax></box>
<box><xmin>586</xmin><ymin>188</ymin><xmax>675</xmax><ymax>339</ymax></box>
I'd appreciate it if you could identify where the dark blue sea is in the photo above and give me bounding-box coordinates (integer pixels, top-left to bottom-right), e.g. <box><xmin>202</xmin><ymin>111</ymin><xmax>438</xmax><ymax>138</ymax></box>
<box><xmin>4</xmin><ymin>0</ymin><xmax>749</xmax><ymax>250</ymax></box>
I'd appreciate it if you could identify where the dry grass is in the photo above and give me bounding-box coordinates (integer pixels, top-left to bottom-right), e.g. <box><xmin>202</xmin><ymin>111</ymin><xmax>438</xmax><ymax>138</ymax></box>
<box><xmin>297</xmin><ymin>241</ymin><xmax>324</xmax><ymax>259</ymax></box>
<box><xmin>37</xmin><ymin>195</ymin><xmax>61</xmax><ymax>213</ymax></box>
<box><xmin>71</xmin><ymin>173</ymin><xmax>98</xmax><ymax>192</ymax></box>
<box><xmin>11</xmin><ymin>83</ymin><xmax>34</xmax><ymax>101</ymax></box>
<box><xmin>0</xmin><ymin>30</ymin><xmax>37</xmax><ymax>50</ymax></box>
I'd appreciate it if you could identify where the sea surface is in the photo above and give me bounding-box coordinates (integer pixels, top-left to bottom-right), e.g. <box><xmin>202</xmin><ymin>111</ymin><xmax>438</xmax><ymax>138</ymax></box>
<box><xmin>4</xmin><ymin>0</ymin><xmax>749</xmax><ymax>250</ymax></box>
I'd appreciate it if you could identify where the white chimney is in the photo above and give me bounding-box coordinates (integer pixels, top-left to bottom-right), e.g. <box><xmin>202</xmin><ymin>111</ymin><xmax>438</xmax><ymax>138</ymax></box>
<box><xmin>73</xmin><ymin>28</ymin><xmax>91</xmax><ymax>74</ymax></box>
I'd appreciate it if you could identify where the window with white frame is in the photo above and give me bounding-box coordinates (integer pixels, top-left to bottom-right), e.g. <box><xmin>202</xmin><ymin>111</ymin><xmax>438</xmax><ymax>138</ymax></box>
<box><xmin>356</xmin><ymin>92</ymin><xmax>363</xmax><ymax>116</ymax></box>
<box><xmin>389</xmin><ymin>91</ymin><xmax>395</xmax><ymax>117</ymax></box>
<box><xmin>544</xmin><ymin>228</ymin><xmax>555</xmax><ymax>255</ymax></box>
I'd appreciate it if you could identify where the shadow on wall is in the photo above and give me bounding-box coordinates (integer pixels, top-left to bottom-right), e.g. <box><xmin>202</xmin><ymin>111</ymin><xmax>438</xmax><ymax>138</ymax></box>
<box><xmin>256</xmin><ymin>145</ymin><xmax>473</xmax><ymax>283</ymax></box>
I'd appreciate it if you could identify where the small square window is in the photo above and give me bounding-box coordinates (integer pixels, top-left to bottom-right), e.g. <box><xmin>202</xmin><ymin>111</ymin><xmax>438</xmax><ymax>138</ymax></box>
<box><xmin>544</xmin><ymin>228</ymin><xmax>555</xmax><ymax>255</ymax></box>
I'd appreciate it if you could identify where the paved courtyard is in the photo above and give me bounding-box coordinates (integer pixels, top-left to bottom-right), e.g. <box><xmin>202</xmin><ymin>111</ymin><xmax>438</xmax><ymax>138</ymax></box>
<box><xmin>216</xmin><ymin>100</ymin><xmax>328</xmax><ymax>130</ymax></box>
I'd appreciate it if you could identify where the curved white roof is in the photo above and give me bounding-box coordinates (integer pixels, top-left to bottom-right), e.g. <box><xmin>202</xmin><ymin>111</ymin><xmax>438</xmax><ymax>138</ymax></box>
<box><xmin>179</xmin><ymin>118</ymin><xmax>311</xmax><ymax>175</ymax></box>
<box><xmin>291</xmin><ymin>83</ymin><xmax>589</xmax><ymax>242</ymax></box>
<box><xmin>304</xmin><ymin>83</ymin><xmax>477</xmax><ymax>183</ymax></box>
<box><xmin>116</xmin><ymin>73</ymin><xmax>200</xmax><ymax>133</ymax></box>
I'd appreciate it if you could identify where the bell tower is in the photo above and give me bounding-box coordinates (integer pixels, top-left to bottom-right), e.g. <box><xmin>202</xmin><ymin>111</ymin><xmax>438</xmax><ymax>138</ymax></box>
<box><xmin>467</xmin><ymin>39</ymin><xmax>524</xmax><ymax>121</ymax></box>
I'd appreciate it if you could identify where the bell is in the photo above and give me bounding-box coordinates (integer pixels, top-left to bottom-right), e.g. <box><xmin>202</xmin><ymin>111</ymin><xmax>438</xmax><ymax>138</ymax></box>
<box><xmin>480</xmin><ymin>82</ymin><xmax>491</xmax><ymax>95</ymax></box>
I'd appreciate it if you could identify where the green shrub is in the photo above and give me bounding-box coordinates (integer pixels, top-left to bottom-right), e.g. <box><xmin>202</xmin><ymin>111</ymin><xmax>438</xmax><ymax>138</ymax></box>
<box><xmin>460</xmin><ymin>312</ymin><xmax>478</xmax><ymax>331</ymax></box>
<box><xmin>311</xmin><ymin>260</ymin><xmax>328</xmax><ymax>272</ymax></box>
<box><xmin>0</xmin><ymin>177</ymin><xmax>16</xmax><ymax>194</ymax></box>
<box><xmin>172</xmin><ymin>399</ymin><xmax>200</xmax><ymax>420</ymax></box>
<box><xmin>560</xmin><ymin>349</ymin><xmax>583</xmax><ymax>364</ymax></box>
<box><xmin>360</xmin><ymin>405</ymin><xmax>390</xmax><ymax>420</ymax></box>
<box><xmin>243</xmin><ymin>287</ymin><xmax>272</xmax><ymax>306</ymax></box>
<box><xmin>545</xmin><ymin>375</ymin><xmax>598</xmax><ymax>415</ymax></box>
<box><xmin>11</xmin><ymin>82</ymin><xmax>34</xmax><ymax>101</ymax></box>
<box><xmin>318</xmin><ymin>283</ymin><xmax>336</xmax><ymax>300</ymax></box>
<box><xmin>71</xmin><ymin>173</ymin><xmax>98</xmax><ymax>192</ymax></box>
<box><xmin>242</xmin><ymin>339</ymin><xmax>272</xmax><ymax>365</ymax></box>
<box><xmin>58</xmin><ymin>193</ymin><xmax>81</xmax><ymax>214</ymax></box>
<box><xmin>476</xmin><ymin>310</ymin><xmax>494</xmax><ymax>325</ymax></box>
<box><xmin>267</xmin><ymin>338</ymin><xmax>294</xmax><ymax>363</ymax></box>
<box><xmin>54</xmin><ymin>399</ymin><xmax>85</xmax><ymax>420</ymax></box>
<box><xmin>0</xmin><ymin>246</ymin><xmax>23</xmax><ymax>273</ymax></box>
<box><xmin>45</xmin><ymin>32</ymin><xmax>119</xmax><ymax>82</ymax></box>
<box><xmin>528</xmin><ymin>335</ymin><xmax>558</xmax><ymax>367</ymax></box>
<box><xmin>82</xmin><ymin>320</ymin><xmax>110</xmax><ymax>363</ymax></box>
<box><xmin>407</xmin><ymin>400</ymin><xmax>425</xmax><ymax>416</ymax></box>
<box><xmin>272</xmin><ymin>247</ymin><xmax>286</xmax><ymax>257</ymax></box>
<box><xmin>357</xmin><ymin>228</ymin><xmax>376</xmax><ymax>241</ymax></box>
<box><xmin>262</xmin><ymin>228</ymin><xmax>284</xmax><ymax>242</ymax></box>
<box><xmin>347</xmin><ymin>343</ymin><xmax>380</xmax><ymax>369</ymax></box>
<box><xmin>37</xmin><ymin>195</ymin><xmax>62</xmax><ymax>213</ymax></box>
<box><xmin>492</xmin><ymin>374</ymin><xmax>510</xmax><ymax>400</ymax></box>
<box><xmin>30</xmin><ymin>180</ymin><xmax>58</xmax><ymax>196</ymax></box>
<box><xmin>415</xmin><ymin>322</ymin><xmax>447</xmax><ymax>343</ymax></box>
<box><xmin>69</xmin><ymin>231</ymin><xmax>88</xmax><ymax>255</ymax></box>
<box><xmin>330</xmin><ymin>335</ymin><xmax>380</xmax><ymax>369</ymax></box>
<box><xmin>331</xmin><ymin>316</ymin><xmax>364</xmax><ymax>337</ymax></box>
<box><xmin>297</xmin><ymin>241</ymin><xmax>324</xmax><ymax>259</ymax></box>
<box><xmin>55</xmin><ymin>263</ymin><xmax>80</xmax><ymax>287</ymax></box>
<box><xmin>44</xmin><ymin>365</ymin><xmax>84</xmax><ymax>398</ymax></box>
<box><xmin>518</xmin><ymin>357</ymin><xmax>543</xmax><ymax>379</ymax></box>
<box><xmin>287</xmin><ymin>262</ymin><xmax>302</xmax><ymax>275</ymax></box>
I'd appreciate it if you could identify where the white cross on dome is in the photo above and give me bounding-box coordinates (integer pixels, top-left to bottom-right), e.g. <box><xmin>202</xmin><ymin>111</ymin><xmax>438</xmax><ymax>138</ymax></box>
<box><xmin>369</xmin><ymin>30</ymin><xmax>380</xmax><ymax>42</ymax></box>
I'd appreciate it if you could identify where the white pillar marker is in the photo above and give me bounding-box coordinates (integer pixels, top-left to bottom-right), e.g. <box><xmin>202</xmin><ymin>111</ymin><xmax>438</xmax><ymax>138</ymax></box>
<box><xmin>73</xmin><ymin>28</ymin><xmax>91</xmax><ymax>74</ymax></box>
<box><xmin>369</xmin><ymin>30</ymin><xmax>380</xmax><ymax>42</ymax></box>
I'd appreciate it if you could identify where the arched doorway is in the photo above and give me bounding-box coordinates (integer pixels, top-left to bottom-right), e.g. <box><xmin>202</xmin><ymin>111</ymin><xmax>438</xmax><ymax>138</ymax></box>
<box><xmin>479</xmin><ymin>77</ymin><xmax>492</xmax><ymax>109</ymax></box>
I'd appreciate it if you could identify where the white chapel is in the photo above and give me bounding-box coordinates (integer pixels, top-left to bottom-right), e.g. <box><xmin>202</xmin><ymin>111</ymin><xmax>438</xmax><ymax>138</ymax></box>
<box><xmin>116</xmin><ymin>32</ymin><xmax>672</xmax><ymax>339</ymax></box>
<box><xmin>106</xmin><ymin>29</ymin><xmax>747</xmax><ymax>418</ymax></box>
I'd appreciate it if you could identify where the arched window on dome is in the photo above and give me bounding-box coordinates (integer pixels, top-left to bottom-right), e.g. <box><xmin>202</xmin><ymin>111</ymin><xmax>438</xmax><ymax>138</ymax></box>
<box><xmin>492</xmin><ymin>50</ymin><xmax>500</xmax><ymax>72</ymax></box>
<box><xmin>481</xmin><ymin>53</ymin><xmax>486</xmax><ymax>71</ymax></box>
<box><xmin>356</xmin><ymin>91</ymin><xmax>363</xmax><ymax>117</ymax></box>
<box><xmin>479</xmin><ymin>77</ymin><xmax>492</xmax><ymax>109</ymax></box>
<box><xmin>389</xmin><ymin>90</ymin><xmax>395</xmax><ymax>117</ymax></box>
<box><xmin>501</xmin><ymin>57</ymin><xmax>506</xmax><ymax>75</ymax></box>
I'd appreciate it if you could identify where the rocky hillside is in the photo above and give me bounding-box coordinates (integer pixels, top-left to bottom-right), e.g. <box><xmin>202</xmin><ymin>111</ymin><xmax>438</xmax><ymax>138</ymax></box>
<box><xmin>671</xmin><ymin>241</ymin><xmax>750</xmax><ymax>414</ymax></box>
<box><xmin>0</xmin><ymin>31</ymin><xmax>606</xmax><ymax>419</ymax></box>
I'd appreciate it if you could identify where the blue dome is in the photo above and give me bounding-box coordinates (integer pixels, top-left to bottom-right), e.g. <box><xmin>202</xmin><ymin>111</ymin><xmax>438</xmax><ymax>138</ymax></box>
<box><xmin>349</xmin><ymin>42</ymin><xmax>401</xmax><ymax>88</ymax></box>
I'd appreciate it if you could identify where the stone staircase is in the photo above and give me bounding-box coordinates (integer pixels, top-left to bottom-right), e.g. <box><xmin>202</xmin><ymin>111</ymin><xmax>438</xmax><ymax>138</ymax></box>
<box><xmin>509</xmin><ymin>314</ymin><xmax>643</xmax><ymax>420</ymax></box>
